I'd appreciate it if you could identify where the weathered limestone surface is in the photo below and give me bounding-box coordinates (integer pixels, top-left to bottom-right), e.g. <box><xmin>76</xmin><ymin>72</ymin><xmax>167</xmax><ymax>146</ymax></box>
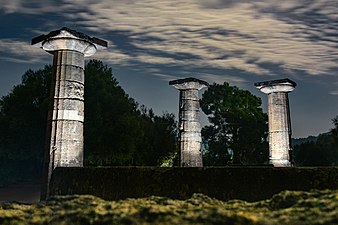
<box><xmin>255</xmin><ymin>79</ymin><xmax>296</xmax><ymax>167</ymax></box>
<box><xmin>32</xmin><ymin>27</ymin><xmax>107</xmax><ymax>200</ymax></box>
<box><xmin>170</xmin><ymin>78</ymin><xmax>208</xmax><ymax>167</ymax></box>
<box><xmin>50</xmin><ymin>50</ymin><xmax>85</xmax><ymax>168</ymax></box>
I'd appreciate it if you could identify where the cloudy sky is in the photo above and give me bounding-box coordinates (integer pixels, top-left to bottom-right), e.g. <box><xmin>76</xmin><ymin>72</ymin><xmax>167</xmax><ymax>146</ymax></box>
<box><xmin>0</xmin><ymin>0</ymin><xmax>337</xmax><ymax>138</ymax></box>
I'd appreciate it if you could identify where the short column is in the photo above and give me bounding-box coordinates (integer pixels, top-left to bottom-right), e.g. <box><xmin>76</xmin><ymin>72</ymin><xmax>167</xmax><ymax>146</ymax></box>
<box><xmin>32</xmin><ymin>27</ymin><xmax>107</xmax><ymax>199</ymax></box>
<box><xmin>255</xmin><ymin>79</ymin><xmax>296</xmax><ymax>167</ymax></box>
<box><xmin>170</xmin><ymin>78</ymin><xmax>208</xmax><ymax>167</ymax></box>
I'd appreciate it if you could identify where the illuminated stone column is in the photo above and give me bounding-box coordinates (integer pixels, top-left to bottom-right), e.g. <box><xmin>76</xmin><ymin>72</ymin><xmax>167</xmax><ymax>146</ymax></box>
<box><xmin>32</xmin><ymin>27</ymin><xmax>107</xmax><ymax>199</ymax></box>
<box><xmin>255</xmin><ymin>79</ymin><xmax>296</xmax><ymax>167</ymax></box>
<box><xmin>170</xmin><ymin>78</ymin><xmax>208</xmax><ymax>167</ymax></box>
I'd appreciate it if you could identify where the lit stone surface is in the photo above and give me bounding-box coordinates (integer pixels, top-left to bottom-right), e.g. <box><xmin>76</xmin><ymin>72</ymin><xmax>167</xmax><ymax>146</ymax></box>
<box><xmin>170</xmin><ymin>78</ymin><xmax>208</xmax><ymax>167</ymax></box>
<box><xmin>255</xmin><ymin>79</ymin><xmax>296</xmax><ymax>167</ymax></box>
<box><xmin>32</xmin><ymin>27</ymin><xmax>107</xmax><ymax>200</ymax></box>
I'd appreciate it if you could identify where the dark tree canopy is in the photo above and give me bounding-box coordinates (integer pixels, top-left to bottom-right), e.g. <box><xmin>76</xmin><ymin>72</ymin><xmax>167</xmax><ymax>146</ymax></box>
<box><xmin>0</xmin><ymin>60</ymin><xmax>178</xmax><ymax>183</ymax></box>
<box><xmin>0</xmin><ymin>66</ymin><xmax>51</xmax><ymax>181</ymax></box>
<box><xmin>84</xmin><ymin>60</ymin><xmax>140</xmax><ymax>166</ymax></box>
<box><xmin>293</xmin><ymin>116</ymin><xmax>338</xmax><ymax>166</ymax></box>
<box><xmin>200</xmin><ymin>82</ymin><xmax>268</xmax><ymax>166</ymax></box>
<box><xmin>84</xmin><ymin>60</ymin><xmax>178</xmax><ymax>166</ymax></box>
<box><xmin>134</xmin><ymin>107</ymin><xmax>178</xmax><ymax>166</ymax></box>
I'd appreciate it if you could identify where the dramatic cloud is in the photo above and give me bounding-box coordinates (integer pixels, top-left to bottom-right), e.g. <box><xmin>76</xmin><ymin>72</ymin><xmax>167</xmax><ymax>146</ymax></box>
<box><xmin>1</xmin><ymin>0</ymin><xmax>337</xmax><ymax>137</ymax></box>
<box><xmin>0</xmin><ymin>39</ymin><xmax>48</xmax><ymax>63</ymax></box>
<box><xmin>0</xmin><ymin>0</ymin><xmax>60</xmax><ymax>14</ymax></box>
<box><xmin>72</xmin><ymin>0</ymin><xmax>338</xmax><ymax>77</ymax></box>
<box><xmin>1</xmin><ymin>0</ymin><xmax>337</xmax><ymax>81</ymax></box>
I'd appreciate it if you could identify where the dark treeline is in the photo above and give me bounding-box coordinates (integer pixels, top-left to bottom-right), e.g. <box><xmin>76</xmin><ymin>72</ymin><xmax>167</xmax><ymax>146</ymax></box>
<box><xmin>0</xmin><ymin>60</ymin><xmax>337</xmax><ymax>183</ymax></box>
<box><xmin>0</xmin><ymin>60</ymin><xmax>178</xmax><ymax>183</ymax></box>
<box><xmin>293</xmin><ymin>117</ymin><xmax>338</xmax><ymax>166</ymax></box>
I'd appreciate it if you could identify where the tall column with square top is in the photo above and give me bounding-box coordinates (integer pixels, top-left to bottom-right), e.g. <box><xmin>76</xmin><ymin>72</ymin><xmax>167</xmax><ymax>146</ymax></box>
<box><xmin>255</xmin><ymin>79</ymin><xmax>296</xmax><ymax>167</ymax></box>
<box><xmin>32</xmin><ymin>27</ymin><xmax>107</xmax><ymax>199</ymax></box>
<box><xmin>170</xmin><ymin>78</ymin><xmax>208</xmax><ymax>167</ymax></box>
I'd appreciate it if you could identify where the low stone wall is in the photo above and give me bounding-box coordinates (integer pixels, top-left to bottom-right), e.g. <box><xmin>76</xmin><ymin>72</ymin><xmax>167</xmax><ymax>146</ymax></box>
<box><xmin>49</xmin><ymin>167</ymin><xmax>338</xmax><ymax>201</ymax></box>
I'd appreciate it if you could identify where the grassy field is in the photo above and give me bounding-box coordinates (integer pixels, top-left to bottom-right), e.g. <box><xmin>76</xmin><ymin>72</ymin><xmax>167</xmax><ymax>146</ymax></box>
<box><xmin>0</xmin><ymin>189</ymin><xmax>337</xmax><ymax>224</ymax></box>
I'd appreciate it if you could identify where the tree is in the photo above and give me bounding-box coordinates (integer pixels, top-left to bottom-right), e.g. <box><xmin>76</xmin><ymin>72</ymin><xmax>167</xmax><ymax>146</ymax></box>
<box><xmin>84</xmin><ymin>60</ymin><xmax>141</xmax><ymax>166</ymax></box>
<box><xmin>84</xmin><ymin>60</ymin><xmax>178</xmax><ymax>166</ymax></box>
<box><xmin>293</xmin><ymin>116</ymin><xmax>338</xmax><ymax>166</ymax></box>
<box><xmin>330</xmin><ymin>115</ymin><xmax>338</xmax><ymax>145</ymax></box>
<box><xmin>0</xmin><ymin>66</ymin><xmax>51</xmax><ymax>182</ymax></box>
<box><xmin>134</xmin><ymin>107</ymin><xmax>178</xmax><ymax>166</ymax></box>
<box><xmin>0</xmin><ymin>60</ymin><xmax>178</xmax><ymax>183</ymax></box>
<box><xmin>200</xmin><ymin>82</ymin><xmax>268</xmax><ymax>166</ymax></box>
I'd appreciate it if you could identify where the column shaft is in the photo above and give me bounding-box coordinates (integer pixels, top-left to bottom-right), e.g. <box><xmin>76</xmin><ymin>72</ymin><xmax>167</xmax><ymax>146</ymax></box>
<box><xmin>179</xmin><ymin>89</ymin><xmax>203</xmax><ymax>167</ymax></box>
<box><xmin>170</xmin><ymin>78</ymin><xmax>208</xmax><ymax>167</ymax></box>
<box><xmin>32</xmin><ymin>27</ymin><xmax>107</xmax><ymax>200</ymax></box>
<box><xmin>267</xmin><ymin>92</ymin><xmax>291</xmax><ymax>166</ymax></box>
<box><xmin>49</xmin><ymin>50</ymin><xmax>85</xmax><ymax>167</ymax></box>
<box><xmin>254</xmin><ymin>78</ymin><xmax>296</xmax><ymax>167</ymax></box>
<box><xmin>42</xmin><ymin>50</ymin><xmax>85</xmax><ymax>199</ymax></box>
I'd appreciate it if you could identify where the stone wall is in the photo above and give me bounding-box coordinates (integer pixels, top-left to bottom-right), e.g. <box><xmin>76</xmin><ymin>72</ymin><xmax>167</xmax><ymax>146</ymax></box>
<box><xmin>49</xmin><ymin>167</ymin><xmax>338</xmax><ymax>201</ymax></box>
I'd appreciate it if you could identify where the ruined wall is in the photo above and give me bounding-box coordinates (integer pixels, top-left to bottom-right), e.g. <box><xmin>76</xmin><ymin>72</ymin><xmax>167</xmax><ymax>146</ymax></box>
<box><xmin>50</xmin><ymin>167</ymin><xmax>338</xmax><ymax>201</ymax></box>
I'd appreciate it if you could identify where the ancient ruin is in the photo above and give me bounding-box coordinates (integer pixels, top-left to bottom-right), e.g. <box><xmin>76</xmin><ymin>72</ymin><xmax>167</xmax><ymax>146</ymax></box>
<box><xmin>32</xmin><ymin>27</ymin><xmax>107</xmax><ymax>199</ymax></box>
<box><xmin>169</xmin><ymin>78</ymin><xmax>208</xmax><ymax>167</ymax></box>
<box><xmin>255</xmin><ymin>79</ymin><xmax>296</xmax><ymax>167</ymax></box>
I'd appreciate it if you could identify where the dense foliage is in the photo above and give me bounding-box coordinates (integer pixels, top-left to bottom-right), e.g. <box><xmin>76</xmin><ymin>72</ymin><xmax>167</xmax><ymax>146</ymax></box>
<box><xmin>0</xmin><ymin>66</ymin><xmax>51</xmax><ymax>182</ymax></box>
<box><xmin>200</xmin><ymin>82</ymin><xmax>268</xmax><ymax>166</ymax></box>
<box><xmin>0</xmin><ymin>60</ymin><xmax>178</xmax><ymax>183</ymax></box>
<box><xmin>293</xmin><ymin>116</ymin><xmax>338</xmax><ymax>166</ymax></box>
<box><xmin>83</xmin><ymin>60</ymin><xmax>178</xmax><ymax>166</ymax></box>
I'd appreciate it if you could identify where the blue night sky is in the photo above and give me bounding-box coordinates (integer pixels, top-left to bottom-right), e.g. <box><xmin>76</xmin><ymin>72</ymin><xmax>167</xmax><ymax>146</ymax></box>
<box><xmin>0</xmin><ymin>0</ymin><xmax>337</xmax><ymax>138</ymax></box>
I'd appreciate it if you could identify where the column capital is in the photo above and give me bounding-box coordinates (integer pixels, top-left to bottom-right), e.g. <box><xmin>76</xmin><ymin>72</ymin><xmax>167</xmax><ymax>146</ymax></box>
<box><xmin>31</xmin><ymin>27</ymin><xmax>108</xmax><ymax>57</ymax></box>
<box><xmin>255</xmin><ymin>78</ymin><xmax>296</xmax><ymax>94</ymax></box>
<box><xmin>169</xmin><ymin>77</ymin><xmax>209</xmax><ymax>90</ymax></box>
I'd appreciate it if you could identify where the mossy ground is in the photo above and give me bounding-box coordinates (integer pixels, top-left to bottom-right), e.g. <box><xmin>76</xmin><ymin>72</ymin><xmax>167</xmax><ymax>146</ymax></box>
<box><xmin>1</xmin><ymin>189</ymin><xmax>337</xmax><ymax>225</ymax></box>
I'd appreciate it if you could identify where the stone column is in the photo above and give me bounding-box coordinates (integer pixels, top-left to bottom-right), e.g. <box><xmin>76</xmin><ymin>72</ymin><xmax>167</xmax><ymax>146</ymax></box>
<box><xmin>255</xmin><ymin>79</ymin><xmax>296</xmax><ymax>167</ymax></box>
<box><xmin>32</xmin><ymin>27</ymin><xmax>107</xmax><ymax>200</ymax></box>
<box><xmin>169</xmin><ymin>78</ymin><xmax>208</xmax><ymax>167</ymax></box>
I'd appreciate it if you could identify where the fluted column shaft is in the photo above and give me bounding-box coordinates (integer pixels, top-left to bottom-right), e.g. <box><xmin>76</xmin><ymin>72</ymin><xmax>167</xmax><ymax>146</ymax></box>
<box><xmin>49</xmin><ymin>50</ymin><xmax>85</xmax><ymax>169</ymax></box>
<box><xmin>267</xmin><ymin>92</ymin><xmax>291</xmax><ymax>166</ymax></box>
<box><xmin>255</xmin><ymin>79</ymin><xmax>296</xmax><ymax>167</ymax></box>
<box><xmin>32</xmin><ymin>27</ymin><xmax>107</xmax><ymax>200</ymax></box>
<box><xmin>179</xmin><ymin>88</ymin><xmax>203</xmax><ymax>167</ymax></box>
<box><xmin>170</xmin><ymin>78</ymin><xmax>208</xmax><ymax>167</ymax></box>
